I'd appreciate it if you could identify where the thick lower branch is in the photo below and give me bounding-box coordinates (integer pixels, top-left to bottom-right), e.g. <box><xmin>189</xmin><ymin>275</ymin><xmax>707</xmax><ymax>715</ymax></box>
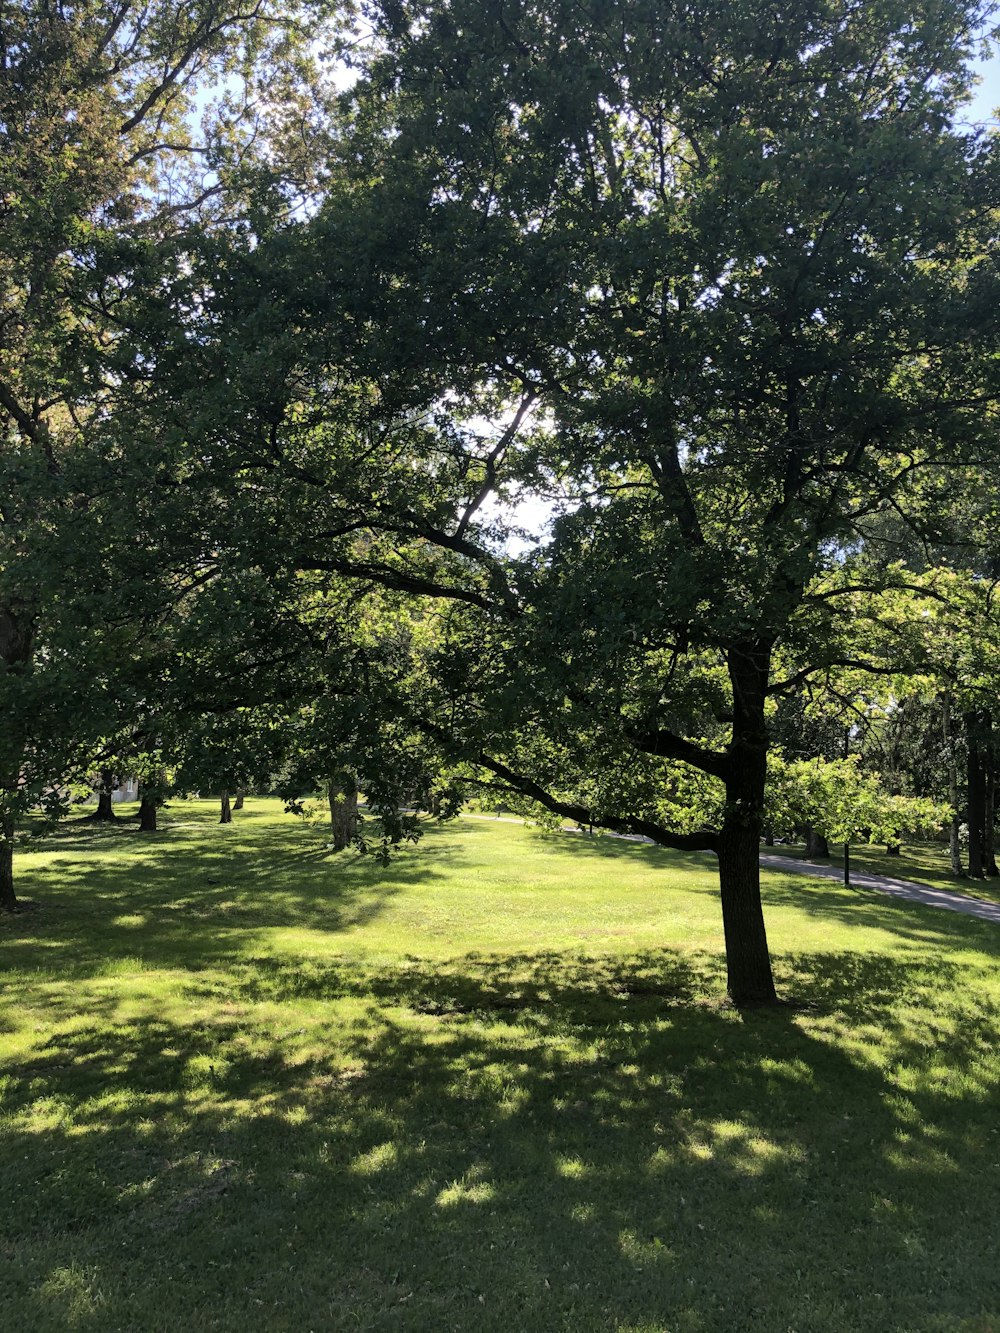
<box><xmin>623</xmin><ymin>723</ymin><xmax>730</xmax><ymax>781</ymax></box>
<box><xmin>301</xmin><ymin>555</ymin><xmax>513</xmax><ymax>617</ymax></box>
<box><xmin>472</xmin><ymin>751</ymin><xmax>718</xmax><ymax>852</ymax></box>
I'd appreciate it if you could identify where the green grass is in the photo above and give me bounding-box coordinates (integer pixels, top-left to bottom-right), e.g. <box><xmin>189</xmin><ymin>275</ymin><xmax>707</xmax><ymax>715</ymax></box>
<box><xmin>767</xmin><ymin>839</ymin><xmax>1000</xmax><ymax>905</ymax></box>
<box><xmin>3</xmin><ymin>800</ymin><xmax>1000</xmax><ymax>1332</ymax></box>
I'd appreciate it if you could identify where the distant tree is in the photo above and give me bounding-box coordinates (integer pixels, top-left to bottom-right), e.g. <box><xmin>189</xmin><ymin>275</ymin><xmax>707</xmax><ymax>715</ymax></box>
<box><xmin>0</xmin><ymin>0</ymin><xmax>323</xmax><ymax>907</ymax></box>
<box><xmin>271</xmin><ymin>610</ymin><xmax>453</xmax><ymax>859</ymax></box>
<box><xmin>768</xmin><ymin>755</ymin><xmax>949</xmax><ymax>856</ymax></box>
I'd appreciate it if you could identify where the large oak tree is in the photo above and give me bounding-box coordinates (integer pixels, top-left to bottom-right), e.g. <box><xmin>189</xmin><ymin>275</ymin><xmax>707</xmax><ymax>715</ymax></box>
<box><xmin>139</xmin><ymin>0</ymin><xmax>1000</xmax><ymax>1002</ymax></box>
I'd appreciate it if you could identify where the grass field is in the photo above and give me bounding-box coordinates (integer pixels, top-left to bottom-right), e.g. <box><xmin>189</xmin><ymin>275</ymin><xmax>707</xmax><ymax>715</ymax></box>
<box><xmin>767</xmin><ymin>839</ymin><xmax>1000</xmax><ymax>906</ymax></box>
<box><xmin>2</xmin><ymin>799</ymin><xmax>1000</xmax><ymax>1332</ymax></box>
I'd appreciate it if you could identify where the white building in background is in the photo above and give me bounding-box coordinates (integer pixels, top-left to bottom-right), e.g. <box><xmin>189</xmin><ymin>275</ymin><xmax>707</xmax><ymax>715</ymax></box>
<box><xmin>113</xmin><ymin>776</ymin><xmax>139</xmax><ymax>803</ymax></box>
<box><xmin>83</xmin><ymin>775</ymin><xmax>139</xmax><ymax>805</ymax></box>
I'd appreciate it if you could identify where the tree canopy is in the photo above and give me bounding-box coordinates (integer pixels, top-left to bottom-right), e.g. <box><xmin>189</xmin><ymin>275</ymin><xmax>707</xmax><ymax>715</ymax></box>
<box><xmin>5</xmin><ymin>0</ymin><xmax>1000</xmax><ymax>1006</ymax></box>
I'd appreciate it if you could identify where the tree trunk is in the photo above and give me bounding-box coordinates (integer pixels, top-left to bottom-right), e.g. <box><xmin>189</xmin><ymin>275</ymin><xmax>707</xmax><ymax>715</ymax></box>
<box><xmin>328</xmin><ymin>774</ymin><xmax>359</xmax><ymax>851</ymax></box>
<box><xmin>763</xmin><ymin>830</ymin><xmax>774</xmax><ymax>847</ymax></box>
<box><xmin>944</xmin><ymin>689</ymin><xmax>963</xmax><ymax>875</ymax></box>
<box><xmin>0</xmin><ymin>608</ymin><xmax>32</xmax><ymax>911</ymax></box>
<box><xmin>805</xmin><ymin>826</ymin><xmax>830</xmax><ymax>859</ymax></box>
<box><xmin>984</xmin><ymin>715</ymin><xmax>998</xmax><ymax>876</ymax></box>
<box><xmin>219</xmin><ymin>790</ymin><xmax>232</xmax><ymax>824</ymax></box>
<box><xmin>90</xmin><ymin>767</ymin><xmax>118</xmax><ymax>821</ymax></box>
<box><xmin>885</xmin><ymin>844</ymin><xmax>901</xmax><ymax>857</ymax></box>
<box><xmin>950</xmin><ymin>815</ymin><xmax>964</xmax><ymax>876</ymax></box>
<box><xmin>233</xmin><ymin>788</ymin><xmax>245</xmax><ymax>810</ymax></box>
<box><xmin>0</xmin><ymin>816</ymin><xmax>15</xmax><ymax>913</ymax></box>
<box><xmin>719</xmin><ymin>642</ymin><xmax>778</xmax><ymax>1006</ymax></box>
<box><xmin>718</xmin><ymin>826</ymin><xmax>777</xmax><ymax>1005</ymax></box>
<box><xmin>138</xmin><ymin>791</ymin><xmax>158</xmax><ymax>832</ymax></box>
<box><xmin>966</xmin><ymin>710</ymin><xmax>986</xmax><ymax>878</ymax></box>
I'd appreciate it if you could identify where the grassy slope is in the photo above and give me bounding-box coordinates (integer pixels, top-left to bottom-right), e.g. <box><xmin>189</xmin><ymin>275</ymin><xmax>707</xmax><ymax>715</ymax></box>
<box><xmin>768</xmin><ymin>839</ymin><xmax>1000</xmax><ymax>906</ymax></box>
<box><xmin>2</xmin><ymin>800</ymin><xmax>999</xmax><ymax>1333</ymax></box>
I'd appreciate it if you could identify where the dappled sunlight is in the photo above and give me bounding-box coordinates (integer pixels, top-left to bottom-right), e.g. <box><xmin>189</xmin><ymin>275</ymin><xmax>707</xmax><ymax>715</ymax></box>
<box><xmin>679</xmin><ymin>1119</ymin><xmax>806</xmax><ymax>1176</ymax></box>
<box><xmin>37</xmin><ymin>1263</ymin><xmax>106</xmax><ymax>1324</ymax></box>
<box><xmin>617</xmin><ymin>1228</ymin><xmax>677</xmax><ymax>1271</ymax></box>
<box><xmin>435</xmin><ymin>1167</ymin><xmax>497</xmax><ymax>1208</ymax></box>
<box><xmin>554</xmin><ymin>1154</ymin><xmax>591</xmax><ymax>1180</ymax></box>
<box><xmin>4</xmin><ymin>802</ymin><xmax>1000</xmax><ymax>1327</ymax></box>
<box><xmin>884</xmin><ymin>1134</ymin><xmax>960</xmax><ymax>1175</ymax></box>
<box><xmin>351</xmin><ymin>1141</ymin><xmax>402</xmax><ymax>1176</ymax></box>
<box><xmin>4</xmin><ymin>960</ymin><xmax>1000</xmax><ymax>1328</ymax></box>
<box><xmin>756</xmin><ymin>1055</ymin><xmax>816</xmax><ymax>1086</ymax></box>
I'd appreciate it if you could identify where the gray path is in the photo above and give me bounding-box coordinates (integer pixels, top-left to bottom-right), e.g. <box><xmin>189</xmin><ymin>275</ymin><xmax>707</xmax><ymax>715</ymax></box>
<box><xmin>760</xmin><ymin>852</ymin><xmax>1000</xmax><ymax>924</ymax></box>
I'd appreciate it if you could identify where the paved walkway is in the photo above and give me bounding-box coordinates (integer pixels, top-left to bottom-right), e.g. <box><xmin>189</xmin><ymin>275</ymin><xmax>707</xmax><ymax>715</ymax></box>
<box><xmin>759</xmin><ymin>852</ymin><xmax>1000</xmax><ymax>924</ymax></box>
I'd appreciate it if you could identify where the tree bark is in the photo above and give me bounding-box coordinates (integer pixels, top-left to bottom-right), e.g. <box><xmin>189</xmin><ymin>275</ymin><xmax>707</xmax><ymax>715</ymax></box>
<box><xmin>805</xmin><ymin>826</ymin><xmax>830</xmax><ymax>859</ymax></box>
<box><xmin>950</xmin><ymin>815</ymin><xmax>963</xmax><ymax>875</ymax></box>
<box><xmin>0</xmin><ymin>815</ymin><xmax>15</xmax><ymax>912</ymax></box>
<box><xmin>885</xmin><ymin>844</ymin><xmax>901</xmax><ymax>857</ymax></box>
<box><xmin>718</xmin><ymin>642</ymin><xmax>778</xmax><ymax>1006</ymax></box>
<box><xmin>138</xmin><ymin>791</ymin><xmax>158</xmax><ymax>831</ymax></box>
<box><xmin>944</xmin><ymin>690</ymin><xmax>963</xmax><ymax>875</ymax></box>
<box><xmin>219</xmin><ymin>790</ymin><xmax>232</xmax><ymax>824</ymax></box>
<box><xmin>233</xmin><ymin>788</ymin><xmax>245</xmax><ymax>810</ymax></box>
<box><xmin>718</xmin><ymin>824</ymin><xmax>777</xmax><ymax>1004</ymax></box>
<box><xmin>966</xmin><ymin>710</ymin><xmax>986</xmax><ymax>878</ymax></box>
<box><xmin>984</xmin><ymin>715</ymin><xmax>998</xmax><ymax>876</ymax></box>
<box><xmin>328</xmin><ymin>774</ymin><xmax>359</xmax><ymax>851</ymax></box>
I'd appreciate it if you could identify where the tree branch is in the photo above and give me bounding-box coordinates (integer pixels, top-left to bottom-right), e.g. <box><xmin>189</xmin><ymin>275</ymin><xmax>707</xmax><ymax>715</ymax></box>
<box><xmin>646</xmin><ymin>440</ymin><xmax>705</xmax><ymax>547</ymax></box>
<box><xmin>454</xmin><ymin>392</ymin><xmax>535</xmax><ymax>540</ymax></box>
<box><xmin>434</xmin><ymin>738</ymin><xmax>719</xmax><ymax>852</ymax></box>
<box><xmin>300</xmin><ymin>554</ymin><xmax>513</xmax><ymax>617</ymax></box>
<box><xmin>623</xmin><ymin>724</ymin><xmax>730</xmax><ymax>780</ymax></box>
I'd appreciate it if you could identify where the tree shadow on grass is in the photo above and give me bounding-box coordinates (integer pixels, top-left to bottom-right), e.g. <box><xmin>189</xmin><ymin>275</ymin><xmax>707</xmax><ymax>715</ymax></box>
<box><xmin>760</xmin><ymin>861</ymin><xmax>1000</xmax><ymax>952</ymax></box>
<box><xmin>3</xmin><ymin>946</ymin><xmax>1000</xmax><ymax>1331</ymax></box>
<box><xmin>1</xmin><ymin>823</ymin><xmax>476</xmax><ymax>983</ymax></box>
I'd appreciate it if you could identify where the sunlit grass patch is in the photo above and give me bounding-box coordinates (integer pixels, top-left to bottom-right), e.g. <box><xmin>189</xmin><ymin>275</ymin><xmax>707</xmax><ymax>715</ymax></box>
<box><xmin>769</xmin><ymin>838</ymin><xmax>1000</xmax><ymax>906</ymax></box>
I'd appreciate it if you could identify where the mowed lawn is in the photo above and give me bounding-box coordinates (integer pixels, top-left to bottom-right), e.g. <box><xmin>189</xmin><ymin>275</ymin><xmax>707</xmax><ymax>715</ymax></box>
<box><xmin>766</xmin><ymin>838</ymin><xmax>1000</xmax><ymax>906</ymax></box>
<box><xmin>2</xmin><ymin>802</ymin><xmax>1000</xmax><ymax>1333</ymax></box>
